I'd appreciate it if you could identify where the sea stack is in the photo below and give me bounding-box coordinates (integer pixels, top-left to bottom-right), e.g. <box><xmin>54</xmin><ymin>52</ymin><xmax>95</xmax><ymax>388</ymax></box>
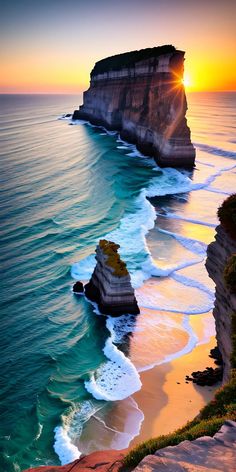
<box><xmin>73</xmin><ymin>45</ymin><xmax>195</xmax><ymax>168</ymax></box>
<box><xmin>84</xmin><ymin>239</ymin><xmax>139</xmax><ymax>316</ymax></box>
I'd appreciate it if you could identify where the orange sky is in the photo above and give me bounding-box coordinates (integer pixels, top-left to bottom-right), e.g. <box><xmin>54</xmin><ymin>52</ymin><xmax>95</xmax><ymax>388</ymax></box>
<box><xmin>1</xmin><ymin>0</ymin><xmax>236</xmax><ymax>93</ymax></box>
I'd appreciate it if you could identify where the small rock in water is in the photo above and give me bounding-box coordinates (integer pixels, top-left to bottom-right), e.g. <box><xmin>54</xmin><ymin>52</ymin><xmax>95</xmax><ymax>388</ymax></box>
<box><xmin>73</xmin><ymin>281</ymin><xmax>84</xmax><ymax>294</ymax></box>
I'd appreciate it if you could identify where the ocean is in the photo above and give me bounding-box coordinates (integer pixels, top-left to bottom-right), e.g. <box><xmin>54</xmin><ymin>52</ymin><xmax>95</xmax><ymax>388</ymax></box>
<box><xmin>0</xmin><ymin>92</ymin><xmax>235</xmax><ymax>471</ymax></box>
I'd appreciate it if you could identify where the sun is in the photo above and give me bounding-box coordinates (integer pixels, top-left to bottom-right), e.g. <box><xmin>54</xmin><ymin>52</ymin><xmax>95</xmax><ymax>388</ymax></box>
<box><xmin>182</xmin><ymin>74</ymin><xmax>191</xmax><ymax>88</ymax></box>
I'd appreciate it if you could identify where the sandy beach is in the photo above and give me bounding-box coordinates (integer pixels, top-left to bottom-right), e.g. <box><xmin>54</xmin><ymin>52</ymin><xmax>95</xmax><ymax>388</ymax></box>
<box><xmin>130</xmin><ymin>331</ymin><xmax>220</xmax><ymax>448</ymax></box>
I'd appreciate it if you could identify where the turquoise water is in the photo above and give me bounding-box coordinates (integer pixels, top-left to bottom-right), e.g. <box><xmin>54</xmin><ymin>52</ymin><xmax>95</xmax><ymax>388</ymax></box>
<box><xmin>0</xmin><ymin>93</ymin><xmax>235</xmax><ymax>471</ymax></box>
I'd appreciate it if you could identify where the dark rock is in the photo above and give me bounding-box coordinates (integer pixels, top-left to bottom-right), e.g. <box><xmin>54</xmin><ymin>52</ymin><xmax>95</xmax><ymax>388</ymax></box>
<box><xmin>186</xmin><ymin>365</ymin><xmax>223</xmax><ymax>387</ymax></box>
<box><xmin>209</xmin><ymin>346</ymin><xmax>223</xmax><ymax>365</ymax></box>
<box><xmin>73</xmin><ymin>281</ymin><xmax>84</xmax><ymax>294</ymax></box>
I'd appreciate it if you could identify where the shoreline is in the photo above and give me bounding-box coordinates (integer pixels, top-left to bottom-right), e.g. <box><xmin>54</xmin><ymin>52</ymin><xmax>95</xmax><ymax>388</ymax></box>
<box><xmin>129</xmin><ymin>333</ymin><xmax>219</xmax><ymax>448</ymax></box>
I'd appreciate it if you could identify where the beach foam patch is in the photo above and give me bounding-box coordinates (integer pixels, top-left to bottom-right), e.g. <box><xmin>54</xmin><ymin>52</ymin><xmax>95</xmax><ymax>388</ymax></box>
<box><xmin>136</xmin><ymin>276</ymin><xmax>213</xmax><ymax>314</ymax></box>
<box><xmin>84</xmin><ymin>335</ymin><xmax>141</xmax><ymax>401</ymax></box>
<box><xmin>54</xmin><ymin>400</ymin><xmax>102</xmax><ymax>465</ymax></box>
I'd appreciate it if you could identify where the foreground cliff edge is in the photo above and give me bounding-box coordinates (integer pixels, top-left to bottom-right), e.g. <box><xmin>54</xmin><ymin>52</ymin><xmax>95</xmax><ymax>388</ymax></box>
<box><xmin>73</xmin><ymin>45</ymin><xmax>195</xmax><ymax>168</ymax></box>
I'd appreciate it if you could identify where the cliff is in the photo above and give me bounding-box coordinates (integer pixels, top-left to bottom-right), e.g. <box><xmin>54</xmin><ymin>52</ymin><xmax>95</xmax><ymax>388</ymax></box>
<box><xmin>206</xmin><ymin>226</ymin><xmax>236</xmax><ymax>383</ymax></box>
<box><xmin>73</xmin><ymin>45</ymin><xmax>195</xmax><ymax>168</ymax></box>
<box><xmin>84</xmin><ymin>239</ymin><xmax>139</xmax><ymax>316</ymax></box>
<box><xmin>206</xmin><ymin>195</ymin><xmax>236</xmax><ymax>383</ymax></box>
<box><xmin>133</xmin><ymin>420</ymin><xmax>236</xmax><ymax>472</ymax></box>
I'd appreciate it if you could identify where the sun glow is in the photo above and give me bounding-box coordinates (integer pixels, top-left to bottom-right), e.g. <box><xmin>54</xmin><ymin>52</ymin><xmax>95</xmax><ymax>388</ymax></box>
<box><xmin>182</xmin><ymin>74</ymin><xmax>191</xmax><ymax>89</ymax></box>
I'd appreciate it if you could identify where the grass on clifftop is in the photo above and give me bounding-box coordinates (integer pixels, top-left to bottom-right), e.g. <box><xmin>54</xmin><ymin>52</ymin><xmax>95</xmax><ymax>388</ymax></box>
<box><xmin>124</xmin><ymin>373</ymin><xmax>236</xmax><ymax>468</ymax></box>
<box><xmin>99</xmin><ymin>239</ymin><xmax>128</xmax><ymax>277</ymax></box>
<box><xmin>218</xmin><ymin>193</ymin><xmax>236</xmax><ymax>239</ymax></box>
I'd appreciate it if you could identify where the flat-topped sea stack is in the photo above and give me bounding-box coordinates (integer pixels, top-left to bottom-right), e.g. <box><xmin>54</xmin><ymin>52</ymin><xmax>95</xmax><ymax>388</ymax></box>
<box><xmin>73</xmin><ymin>45</ymin><xmax>195</xmax><ymax>168</ymax></box>
<box><xmin>84</xmin><ymin>239</ymin><xmax>139</xmax><ymax>316</ymax></box>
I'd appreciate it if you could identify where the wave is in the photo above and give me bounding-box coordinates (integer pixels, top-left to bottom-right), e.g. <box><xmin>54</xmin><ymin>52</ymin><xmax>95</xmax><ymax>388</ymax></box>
<box><xmin>156</xmin><ymin>211</ymin><xmax>216</xmax><ymax>227</ymax></box>
<box><xmin>195</xmin><ymin>142</ymin><xmax>236</xmax><ymax>159</ymax></box>
<box><xmin>84</xmin><ymin>315</ymin><xmax>141</xmax><ymax>401</ymax></box>
<box><xmin>157</xmin><ymin>228</ymin><xmax>207</xmax><ymax>256</ymax></box>
<box><xmin>54</xmin><ymin>425</ymin><xmax>81</xmax><ymax>465</ymax></box>
<box><xmin>54</xmin><ymin>400</ymin><xmax>103</xmax><ymax>465</ymax></box>
<box><xmin>172</xmin><ymin>272</ymin><xmax>214</xmax><ymax>298</ymax></box>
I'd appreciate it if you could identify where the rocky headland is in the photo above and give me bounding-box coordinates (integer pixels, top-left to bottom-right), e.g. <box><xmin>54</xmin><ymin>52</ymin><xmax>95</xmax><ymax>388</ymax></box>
<box><xmin>206</xmin><ymin>194</ymin><xmax>236</xmax><ymax>383</ymax></box>
<box><xmin>73</xmin><ymin>45</ymin><xmax>195</xmax><ymax>168</ymax></box>
<box><xmin>84</xmin><ymin>239</ymin><xmax>139</xmax><ymax>316</ymax></box>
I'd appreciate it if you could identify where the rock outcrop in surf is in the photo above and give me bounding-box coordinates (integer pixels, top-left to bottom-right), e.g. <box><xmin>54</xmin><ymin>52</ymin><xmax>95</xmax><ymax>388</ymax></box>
<box><xmin>206</xmin><ymin>194</ymin><xmax>236</xmax><ymax>383</ymax></box>
<box><xmin>84</xmin><ymin>239</ymin><xmax>139</xmax><ymax>316</ymax></box>
<box><xmin>73</xmin><ymin>45</ymin><xmax>195</xmax><ymax>168</ymax></box>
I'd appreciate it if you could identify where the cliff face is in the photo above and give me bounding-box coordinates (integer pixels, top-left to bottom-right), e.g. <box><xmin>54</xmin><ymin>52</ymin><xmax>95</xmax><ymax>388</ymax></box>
<box><xmin>84</xmin><ymin>240</ymin><xmax>139</xmax><ymax>316</ymax></box>
<box><xmin>133</xmin><ymin>420</ymin><xmax>236</xmax><ymax>472</ymax></box>
<box><xmin>73</xmin><ymin>46</ymin><xmax>195</xmax><ymax>168</ymax></box>
<box><xmin>206</xmin><ymin>225</ymin><xmax>236</xmax><ymax>383</ymax></box>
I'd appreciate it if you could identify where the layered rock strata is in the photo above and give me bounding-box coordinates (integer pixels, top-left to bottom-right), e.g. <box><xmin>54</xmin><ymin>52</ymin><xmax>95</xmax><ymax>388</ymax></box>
<box><xmin>84</xmin><ymin>240</ymin><xmax>139</xmax><ymax>316</ymax></box>
<box><xmin>73</xmin><ymin>45</ymin><xmax>195</xmax><ymax>168</ymax></box>
<box><xmin>206</xmin><ymin>225</ymin><xmax>236</xmax><ymax>383</ymax></box>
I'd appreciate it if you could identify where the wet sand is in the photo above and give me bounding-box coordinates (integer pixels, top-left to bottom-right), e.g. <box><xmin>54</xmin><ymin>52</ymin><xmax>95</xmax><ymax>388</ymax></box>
<box><xmin>130</xmin><ymin>333</ymin><xmax>220</xmax><ymax>448</ymax></box>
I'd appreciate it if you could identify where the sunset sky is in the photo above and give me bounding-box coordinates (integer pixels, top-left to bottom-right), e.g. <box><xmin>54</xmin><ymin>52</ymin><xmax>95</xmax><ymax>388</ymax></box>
<box><xmin>1</xmin><ymin>0</ymin><xmax>236</xmax><ymax>94</ymax></box>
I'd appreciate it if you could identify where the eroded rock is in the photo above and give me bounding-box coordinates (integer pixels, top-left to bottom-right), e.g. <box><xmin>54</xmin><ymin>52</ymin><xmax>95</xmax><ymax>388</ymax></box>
<box><xmin>84</xmin><ymin>239</ymin><xmax>139</xmax><ymax>316</ymax></box>
<box><xmin>73</xmin><ymin>46</ymin><xmax>195</xmax><ymax>168</ymax></box>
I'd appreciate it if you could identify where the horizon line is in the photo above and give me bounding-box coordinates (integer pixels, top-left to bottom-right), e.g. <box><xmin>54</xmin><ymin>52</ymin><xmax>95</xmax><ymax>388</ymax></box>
<box><xmin>1</xmin><ymin>90</ymin><xmax>236</xmax><ymax>95</ymax></box>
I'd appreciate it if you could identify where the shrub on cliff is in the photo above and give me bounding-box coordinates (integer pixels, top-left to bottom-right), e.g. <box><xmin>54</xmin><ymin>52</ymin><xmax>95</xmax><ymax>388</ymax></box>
<box><xmin>217</xmin><ymin>194</ymin><xmax>236</xmax><ymax>239</ymax></box>
<box><xmin>224</xmin><ymin>254</ymin><xmax>236</xmax><ymax>293</ymax></box>
<box><xmin>99</xmin><ymin>239</ymin><xmax>128</xmax><ymax>277</ymax></box>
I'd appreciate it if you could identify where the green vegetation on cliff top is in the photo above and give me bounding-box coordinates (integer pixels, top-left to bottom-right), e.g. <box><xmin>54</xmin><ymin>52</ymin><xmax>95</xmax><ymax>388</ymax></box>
<box><xmin>124</xmin><ymin>373</ymin><xmax>236</xmax><ymax>468</ymax></box>
<box><xmin>99</xmin><ymin>239</ymin><xmax>128</xmax><ymax>277</ymax></box>
<box><xmin>218</xmin><ymin>193</ymin><xmax>236</xmax><ymax>239</ymax></box>
<box><xmin>91</xmin><ymin>45</ymin><xmax>177</xmax><ymax>76</ymax></box>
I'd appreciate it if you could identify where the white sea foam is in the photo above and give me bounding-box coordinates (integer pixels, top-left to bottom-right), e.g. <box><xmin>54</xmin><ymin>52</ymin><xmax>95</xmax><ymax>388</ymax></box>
<box><xmin>71</xmin><ymin>254</ymin><xmax>95</xmax><ymax>281</ymax></box>
<box><xmin>156</xmin><ymin>211</ymin><xmax>216</xmax><ymax>227</ymax></box>
<box><xmin>54</xmin><ymin>400</ymin><xmax>103</xmax><ymax>465</ymax></box>
<box><xmin>71</xmin><ymin>158</ymin><xmax>216</xmax><ymax>289</ymax></box>
<box><xmin>54</xmin><ymin>425</ymin><xmax>81</xmax><ymax>465</ymax></box>
<box><xmin>172</xmin><ymin>272</ymin><xmax>214</xmax><ymax>299</ymax></box>
<box><xmin>136</xmin><ymin>281</ymin><xmax>213</xmax><ymax>314</ymax></box>
<box><xmin>117</xmin><ymin>145</ymin><xmax>130</xmax><ymax>150</ymax></box>
<box><xmin>157</xmin><ymin>228</ymin><xmax>207</xmax><ymax>257</ymax></box>
<box><xmin>84</xmin><ymin>327</ymin><xmax>141</xmax><ymax>401</ymax></box>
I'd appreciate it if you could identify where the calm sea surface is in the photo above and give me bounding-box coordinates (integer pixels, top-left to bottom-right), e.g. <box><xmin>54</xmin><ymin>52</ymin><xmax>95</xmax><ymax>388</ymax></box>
<box><xmin>0</xmin><ymin>92</ymin><xmax>236</xmax><ymax>471</ymax></box>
